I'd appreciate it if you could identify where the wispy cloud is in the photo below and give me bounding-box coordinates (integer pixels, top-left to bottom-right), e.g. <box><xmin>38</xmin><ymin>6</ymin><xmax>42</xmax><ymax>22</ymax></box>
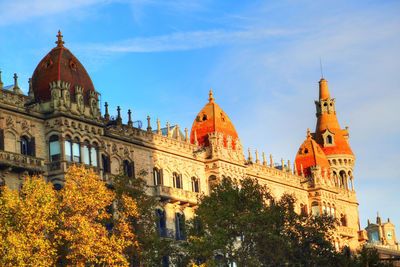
<box><xmin>0</xmin><ymin>0</ymin><xmax>110</xmax><ymax>26</ymax></box>
<box><xmin>88</xmin><ymin>28</ymin><xmax>297</xmax><ymax>53</ymax></box>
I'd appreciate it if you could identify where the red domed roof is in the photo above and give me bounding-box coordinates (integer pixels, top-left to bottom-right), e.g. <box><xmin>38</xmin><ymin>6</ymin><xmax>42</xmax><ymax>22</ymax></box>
<box><xmin>31</xmin><ymin>31</ymin><xmax>96</xmax><ymax>103</ymax></box>
<box><xmin>190</xmin><ymin>90</ymin><xmax>238</xmax><ymax>149</ymax></box>
<box><xmin>295</xmin><ymin>129</ymin><xmax>330</xmax><ymax>178</ymax></box>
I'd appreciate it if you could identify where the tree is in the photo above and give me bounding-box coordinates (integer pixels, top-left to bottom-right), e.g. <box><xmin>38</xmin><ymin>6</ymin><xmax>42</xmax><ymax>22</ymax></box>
<box><xmin>182</xmin><ymin>177</ymin><xmax>340</xmax><ymax>266</ymax></box>
<box><xmin>111</xmin><ymin>170</ymin><xmax>176</xmax><ymax>266</ymax></box>
<box><xmin>0</xmin><ymin>166</ymin><xmax>139</xmax><ymax>266</ymax></box>
<box><xmin>0</xmin><ymin>175</ymin><xmax>59</xmax><ymax>266</ymax></box>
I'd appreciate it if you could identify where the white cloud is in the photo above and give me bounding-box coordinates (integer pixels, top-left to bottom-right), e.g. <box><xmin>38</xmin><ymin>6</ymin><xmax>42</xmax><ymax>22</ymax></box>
<box><xmin>0</xmin><ymin>0</ymin><xmax>110</xmax><ymax>26</ymax></box>
<box><xmin>87</xmin><ymin>28</ymin><xmax>296</xmax><ymax>53</ymax></box>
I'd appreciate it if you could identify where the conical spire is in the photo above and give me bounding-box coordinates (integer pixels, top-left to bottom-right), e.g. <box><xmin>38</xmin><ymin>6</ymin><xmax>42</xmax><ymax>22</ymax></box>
<box><xmin>319</xmin><ymin>78</ymin><xmax>330</xmax><ymax>100</ymax></box>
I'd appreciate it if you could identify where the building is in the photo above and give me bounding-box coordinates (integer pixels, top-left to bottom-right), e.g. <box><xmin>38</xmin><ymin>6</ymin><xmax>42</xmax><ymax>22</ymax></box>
<box><xmin>0</xmin><ymin>31</ymin><xmax>367</xmax><ymax>250</ymax></box>
<box><xmin>365</xmin><ymin>214</ymin><xmax>400</xmax><ymax>265</ymax></box>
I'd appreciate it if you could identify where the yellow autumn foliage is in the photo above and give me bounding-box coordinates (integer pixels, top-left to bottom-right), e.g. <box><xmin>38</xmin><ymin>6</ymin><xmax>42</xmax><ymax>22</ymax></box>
<box><xmin>0</xmin><ymin>166</ymin><xmax>139</xmax><ymax>266</ymax></box>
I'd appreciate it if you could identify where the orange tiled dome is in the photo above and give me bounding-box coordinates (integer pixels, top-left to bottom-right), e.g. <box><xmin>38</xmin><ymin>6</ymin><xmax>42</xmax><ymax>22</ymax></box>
<box><xmin>31</xmin><ymin>31</ymin><xmax>96</xmax><ymax>104</ymax></box>
<box><xmin>295</xmin><ymin>129</ymin><xmax>330</xmax><ymax>178</ymax></box>
<box><xmin>190</xmin><ymin>90</ymin><xmax>238</xmax><ymax>149</ymax></box>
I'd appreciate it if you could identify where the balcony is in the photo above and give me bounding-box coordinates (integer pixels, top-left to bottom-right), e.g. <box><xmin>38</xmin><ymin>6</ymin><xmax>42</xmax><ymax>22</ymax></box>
<box><xmin>0</xmin><ymin>150</ymin><xmax>45</xmax><ymax>173</ymax></box>
<box><xmin>153</xmin><ymin>185</ymin><xmax>200</xmax><ymax>206</ymax></box>
<box><xmin>338</xmin><ymin>226</ymin><xmax>356</xmax><ymax>238</ymax></box>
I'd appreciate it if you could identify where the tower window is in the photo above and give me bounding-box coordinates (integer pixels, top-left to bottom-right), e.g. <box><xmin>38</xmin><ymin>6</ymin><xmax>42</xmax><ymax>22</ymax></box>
<box><xmin>102</xmin><ymin>154</ymin><xmax>110</xmax><ymax>173</ymax></box>
<box><xmin>304</xmin><ymin>148</ymin><xmax>309</xmax><ymax>154</ymax></box>
<box><xmin>326</xmin><ymin>135</ymin><xmax>332</xmax><ymax>144</ymax></box>
<box><xmin>123</xmin><ymin>160</ymin><xmax>135</xmax><ymax>179</ymax></box>
<box><xmin>202</xmin><ymin>114</ymin><xmax>207</xmax><ymax>121</ymax></box>
<box><xmin>175</xmin><ymin>212</ymin><xmax>186</xmax><ymax>240</ymax></box>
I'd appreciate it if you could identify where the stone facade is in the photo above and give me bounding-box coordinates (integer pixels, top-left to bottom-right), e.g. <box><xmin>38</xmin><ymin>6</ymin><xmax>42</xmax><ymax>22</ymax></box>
<box><xmin>0</xmin><ymin>32</ymin><xmax>367</xmax><ymax>251</ymax></box>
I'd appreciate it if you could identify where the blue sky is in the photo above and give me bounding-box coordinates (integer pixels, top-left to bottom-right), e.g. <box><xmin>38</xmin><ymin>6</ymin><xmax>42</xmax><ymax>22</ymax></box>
<box><xmin>0</xmin><ymin>0</ymin><xmax>399</xmax><ymax>229</ymax></box>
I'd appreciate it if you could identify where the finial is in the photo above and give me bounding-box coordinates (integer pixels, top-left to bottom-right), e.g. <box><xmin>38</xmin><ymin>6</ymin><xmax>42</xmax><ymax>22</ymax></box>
<box><xmin>13</xmin><ymin>73</ymin><xmax>19</xmax><ymax>89</ymax></box>
<box><xmin>147</xmin><ymin>115</ymin><xmax>152</xmax><ymax>132</ymax></box>
<box><xmin>116</xmin><ymin>106</ymin><xmax>122</xmax><ymax>124</ymax></box>
<box><xmin>293</xmin><ymin>162</ymin><xmax>297</xmax><ymax>174</ymax></box>
<box><xmin>157</xmin><ymin>118</ymin><xmax>161</xmax><ymax>134</ymax></box>
<box><xmin>319</xmin><ymin>57</ymin><xmax>324</xmax><ymax>79</ymax></box>
<box><xmin>13</xmin><ymin>73</ymin><xmax>22</xmax><ymax>94</ymax></box>
<box><xmin>262</xmin><ymin>152</ymin><xmax>267</xmax><ymax>166</ymax></box>
<box><xmin>255</xmin><ymin>150</ymin><xmax>260</xmax><ymax>164</ymax></box>
<box><xmin>208</xmin><ymin>89</ymin><xmax>215</xmax><ymax>102</ymax></box>
<box><xmin>104</xmin><ymin>102</ymin><xmax>110</xmax><ymax>120</ymax></box>
<box><xmin>127</xmin><ymin>109</ymin><xmax>133</xmax><ymax>127</ymax></box>
<box><xmin>166</xmin><ymin>122</ymin><xmax>171</xmax><ymax>137</ymax></box>
<box><xmin>248</xmin><ymin>148</ymin><xmax>253</xmax><ymax>162</ymax></box>
<box><xmin>194</xmin><ymin>130</ymin><xmax>199</xmax><ymax>145</ymax></box>
<box><xmin>270</xmin><ymin>154</ymin><xmax>273</xmax><ymax>168</ymax></box>
<box><xmin>28</xmin><ymin>78</ymin><xmax>34</xmax><ymax>97</ymax></box>
<box><xmin>175</xmin><ymin>124</ymin><xmax>179</xmax><ymax>139</ymax></box>
<box><xmin>0</xmin><ymin>70</ymin><xmax>3</xmax><ymax>90</ymax></box>
<box><xmin>185</xmin><ymin>128</ymin><xmax>189</xmax><ymax>143</ymax></box>
<box><xmin>288</xmin><ymin>160</ymin><xmax>291</xmax><ymax>172</ymax></box>
<box><xmin>281</xmin><ymin>158</ymin><xmax>284</xmax><ymax>171</ymax></box>
<box><xmin>306</xmin><ymin>128</ymin><xmax>311</xmax><ymax>139</ymax></box>
<box><xmin>56</xmin><ymin>30</ymin><xmax>65</xmax><ymax>47</ymax></box>
<box><xmin>300</xmin><ymin>164</ymin><xmax>304</xmax><ymax>177</ymax></box>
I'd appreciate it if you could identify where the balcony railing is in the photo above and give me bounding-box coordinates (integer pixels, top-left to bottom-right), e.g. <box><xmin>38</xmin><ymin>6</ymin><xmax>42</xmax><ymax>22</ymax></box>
<box><xmin>153</xmin><ymin>185</ymin><xmax>200</xmax><ymax>206</ymax></box>
<box><xmin>338</xmin><ymin>226</ymin><xmax>356</xmax><ymax>238</ymax></box>
<box><xmin>0</xmin><ymin>150</ymin><xmax>45</xmax><ymax>172</ymax></box>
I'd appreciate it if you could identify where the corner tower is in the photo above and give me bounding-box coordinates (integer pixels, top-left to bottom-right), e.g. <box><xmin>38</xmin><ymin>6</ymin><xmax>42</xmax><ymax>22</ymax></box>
<box><xmin>314</xmin><ymin>78</ymin><xmax>355</xmax><ymax>191</ymax></box>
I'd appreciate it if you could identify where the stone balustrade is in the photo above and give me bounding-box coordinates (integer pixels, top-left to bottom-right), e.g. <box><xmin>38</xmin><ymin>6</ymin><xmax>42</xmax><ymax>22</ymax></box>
<box><xmin>0</xmin><ymin>150</ymin><xmax>45</xmax><ymax>172</ymax></box>
<box><xmin>153</xmin><ymin>184</ymin><xmax>200</xmax><ymax>206</ymax></box>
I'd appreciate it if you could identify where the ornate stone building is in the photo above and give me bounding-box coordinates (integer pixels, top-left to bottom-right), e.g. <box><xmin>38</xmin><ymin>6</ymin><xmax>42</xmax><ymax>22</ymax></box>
<box><xmin>0</xmin><ymin>32</ymin><xmax>367</xmax><ymax>251</ymax></box>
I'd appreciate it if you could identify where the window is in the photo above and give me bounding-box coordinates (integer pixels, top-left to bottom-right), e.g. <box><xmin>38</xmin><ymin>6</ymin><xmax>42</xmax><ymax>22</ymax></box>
<box><xmin>175</xmin><ymin>212</ymin><xmax>185</xmax><ymax>240</ymax></box>
<box><xmin>83</xmin><ymin>141</ymin><xmax>98</xmax><ymax>167</ymax></box>
<box><xmin>123</xmin><ymin>160</ymin><xmax>135</xmax><ymax>179</ymax></box>
<box><xmin>49</xmin><ymin>135</ymin><xmax>60</xmax><ymax>162</ymax></box>
<box><xmin>21</xmin><ymin>136</ymin><xmax>29</xmax><ymax>155</ymax></box>
<box><xmin>156</xmin><ymin>209</ymin><xmax>167</xmax><ymax>237</ymax></box>
<box><xmin>102</xmin><ymin>154</ymin><xmax>110</xmax><ymax>173</ymax></box>
<box><xmin>173</xmin><ymin>172</ymin><xmax>182</xmax><ymax>189</ymax></box>
<box><xmin>72</xmin><ymin>138</ymin><xmax>80</xmax><ymax>162</ymax></box>
<box><xmin>153</xmin><ymin>168</ymin><xmax>163</xmax><ymax>185</ymax></box>
<box><xmin>65</xmin><ymin>136</ymin><xmax>72</xmax><ymax>161</ymax></box>
<box><xmin>340</xmin><ymin>214</ymin><xmax>347</xmax><ymax>226</ymax></box>
<box><xmin>90</xmin><ymin>144</ymin><xmax>98</xmax><ymax>167</ymax></box>
<box><xmin>311</xmin><ymin>202</ymin><xmax>320</xmax><ymax>216</ymax></box>
<box><xmin>300</xmin><ymin>204</ymin><xmax>308</xmax><ymax>215</ymax></box>
<box><xmin>83</xmin><ymin>141</ymin><xmax>90</xmax><ymax>165</ymax></box>
<box><xmin>191</xmin><ymin>177</ymin><xmax>199</xmax><ymax>193</ymax></box>
<box><xmin>326</xmin><ymin>135</ymin><xmax>332</xmax><ymax>144</ymax></box>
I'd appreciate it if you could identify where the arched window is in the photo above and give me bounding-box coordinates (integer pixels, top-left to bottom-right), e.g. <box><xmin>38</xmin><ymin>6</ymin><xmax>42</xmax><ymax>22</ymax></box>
<box><xmin>339</xmin><ymin>171</ymin><xmax>347</xmax><ymax>190</ymax></box>
<box><xmin>49</xmin><ymin>135</ymin><xmax>60</xmax><ymax>162</ymax></box>
<box><xmin>156</xmin><ymin>209</ymin><xmax>167</xmax><ymax>237</ymax></box>
<box><xmin>191</xmin><ymin>177</ymin><xmax>199</xmax><ymax>193</ymax></box>
<box><xmin>123</xmin><ymin>160</ymin><xmax>135</xmax><ymax>179</ymax></box>
<box><xmin>102</xmin><ymin>154</ymin><xmax>110</xmax><ymax>173</ymax></box>
<box><xmin>208</xmin><ymin>175</ymin><xmax>217</xmax><ymax>193</ymax></box>
<box><xmin>340</xmin><ymin>214</ymin><xmax>347</xmax><ymax>226</ymax></box>
<box><xmin>83</xmin><ymin>140</ymin><xmax>90</xmax><ymax>165</ymax></box>
<box><xmin>20</xmin><ymin>136</ymin><xmax>29</xmax><ymax>155</ymax></box>
<box><xmin>153</xmin><ymin>168</ymin><xmax>163</xmax><ymax>185</ymax></box>
<box><xmin>173</xmin><ymin>172</ymin><xmax>182</xmax><ymax>189</ymax></box>
<box><xmin>83</xmin><ymin>141</ymin><xmax>98</xmax><ymax>166</ymax></box>
<box><xmin>90</xmin><ymin>142</ymin><xmax>98</xmax><ymax>167</ymax></box>
<box><xmin>65</xmin><ymin>135</ymin><xmax>72</xmax><ymax>161</ymax></box>
<box><xmin>300</xmin><ymin>203</ymin><xmax>308</xmax><ymax>215</ymax></box>
<box><xmin>72</xmin><ymin>137</ymin><xmax>81</xmax><ymax>163</ymax></box>
<box><xmin>331</xmin><ymin>206</ymin><xmax>336</xmax><ymax>218</ymax></box>
<box><xmin>175</xmin><ymin>212</ymin><xmax>185</xmax><ymax>240</ymax></box>
<box><xmin>311</xmin><ymin>201</ymin><xmax>320</xmax><ymax>216</ymax></box>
